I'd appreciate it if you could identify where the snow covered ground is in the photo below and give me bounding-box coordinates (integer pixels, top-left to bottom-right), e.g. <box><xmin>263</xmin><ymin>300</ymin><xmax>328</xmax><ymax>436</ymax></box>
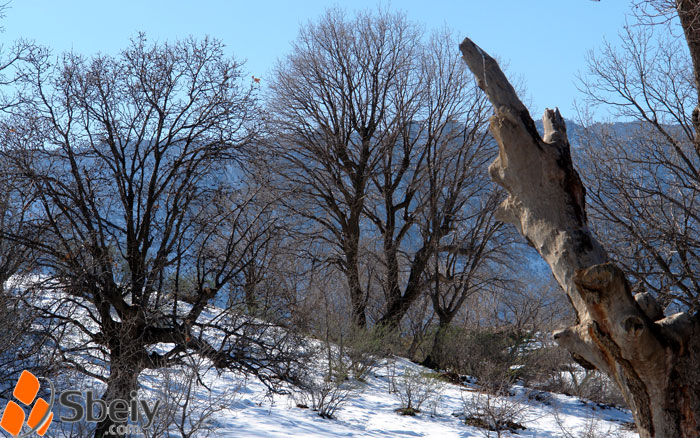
<box><xmin>136</xmin><ymin>356</ymin><xmax>638</xmax><ymax>438</ymax></box>
<box><xmin>4</xmin><ymin>281</ymin><xmax>638</xmax><ymax>438</ymax></box>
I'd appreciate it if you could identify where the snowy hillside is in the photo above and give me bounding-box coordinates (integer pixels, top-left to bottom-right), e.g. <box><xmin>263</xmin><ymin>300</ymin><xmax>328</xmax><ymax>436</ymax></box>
<box><xmin>136</xmin><ymin>356</ymin><xmax>638</xmax><ymax>438</ymax></box>
<box><xmin>0</xmin><ymin>280</ymin><xmax>639</xmax><ymax>438</ymax></box>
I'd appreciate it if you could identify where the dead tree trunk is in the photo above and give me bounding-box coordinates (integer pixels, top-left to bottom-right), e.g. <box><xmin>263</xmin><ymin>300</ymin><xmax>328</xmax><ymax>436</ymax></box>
<box><xmin>459</xmin><ymin>38</ymin><xmax>700</xmax><ymax>438</ymax></box>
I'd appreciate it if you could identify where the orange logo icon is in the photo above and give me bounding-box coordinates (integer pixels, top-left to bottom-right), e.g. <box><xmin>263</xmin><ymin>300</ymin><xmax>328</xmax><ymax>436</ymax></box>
<box><xmin>1</xmin><ymin>371</ymin><xmax>54</xmax><ymax>437</ymax></box>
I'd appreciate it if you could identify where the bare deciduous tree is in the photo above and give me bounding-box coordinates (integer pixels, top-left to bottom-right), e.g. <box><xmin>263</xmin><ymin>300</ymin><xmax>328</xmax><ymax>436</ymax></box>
<box><xmin>267</xmin><ymin>8</ymin><xmax>422</xmax><ymax>327</ymax></box>
<box><xmin>577</xmin><ymin>18</ymin><xmax>700</xmax><ymax>314</ymax></box>
<box><xmin>0</xmin><ymin>1</ymin><xmax>40</xmax><ymax>301</ymax></box>
<box><xmin>267</xmin><ymin>11</ymin><xmax>506</xmax><ymax>330</ymax></box>
<box><xmin>0</xmin><ymin>5</ymin><xmax>57</xmax><ymax>402</ymax></box>
<box><xmin>5</xmin><ymin>36</ymin><xmax>304</xmax><ymax>437</ymax></box>
<box><xmin>420</xmin><ymin>190</ymin><xmax>515</xmax><ymax>369</ymax></box>
<box><xmin>370</xmin><ymin>30</ymin><xmax>501</xmax><ymax>329</ymax></box>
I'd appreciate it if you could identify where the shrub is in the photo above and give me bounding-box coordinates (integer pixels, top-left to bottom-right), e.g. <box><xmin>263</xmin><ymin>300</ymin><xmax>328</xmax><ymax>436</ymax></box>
<box><xmin>141</xmin><ymin>362</ymin><xmax>241</xmax><ymax>438</ymax></box>
<box><xmin>432</xmin><ymin>326</ymin><xmax>533</xmax><ymax>391</ymax></box>
<box><xmin>536</xmin><ymin>346</ymin><xmax>626</xmax><ymax>409</ymax></box>
<box><xmin>341</xmin><ymin>326</ymin><xmax>387</xmax><ymax>382</ymax></box>
<box><xmin>391</xmin><ymin>369</ymin><xmax>444</xmax><ymax>415</ymax></box>
<box><xmin>296</xmin><ymin>377</ymin><xmax>356</xmax><ymax>419</ymax></box>
<box><xmin>462</xmin><ymin>389</ymin><xmax>527</xmax><ymax>438</ymax></box>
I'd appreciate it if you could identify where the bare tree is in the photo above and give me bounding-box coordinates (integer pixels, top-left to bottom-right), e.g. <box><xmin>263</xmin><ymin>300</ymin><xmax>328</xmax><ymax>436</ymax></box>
<box><xmin>0</xmin><ymin>4</ymin><xmax>58</xmax><ymax>402</ymax></box>
<box><xmin>0</xmin><ymin>1</ymin><xmax>40</xmax><ymax>301</ymax></box>
<box><xmin>5</xmin><ymin>36</ymin><xmax>305</xmax><ymax>437</ymax></box>
<box><xmin>420</xmin><ymin>187</ymin><xmax>514</xmax><ymax>368</ymax></box>
<box><xmin>267</xmin><ymin>13</ymin><xmax>504</xmax><ymax>329</ymax></box>
<box><xmin>577</xmin><ymin>19</ymin><xmax>700</xmax><ymax>314</ymax></box>
<box><xmin>459</xmin><ymin>13</ymin><xmax>699</xmax><ymax>435</ymax></box>
<box><xmin>142</xmin><ymin>356</ymin><xmax>241</xmax><ymax>438</ymax></box>
<box><xmin>266</xmin><ymin>8</ymin><xmax>422</xmax><ymax>327</ymax></box>
<box><xmin>368</xmin><ymin>30</ymin><xmax>500</xmax><ymax>329</ymax></box>
<box><xmin>0</xmin><ymin>2</ymin><xmax>35</xmax><ymax>112</ymax></box>
<box><xmin>0</xmin><ymin>154</ymin><xmax>40</xmax><ymax>292</ymax></box>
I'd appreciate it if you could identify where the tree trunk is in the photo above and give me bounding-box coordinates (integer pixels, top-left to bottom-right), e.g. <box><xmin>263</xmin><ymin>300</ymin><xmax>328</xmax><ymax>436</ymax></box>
<box><xmin>459</xmin><ymin>38</ymin><xmax>700</xmax><ymax>437</ymax></box>
<box><xmin>421</xmin><ymin>315</ymin><xmax>451</xmax><ymax>370</ymax></box>
<box><xmin>342</xmin><ymin>207</ymin><xmax>367</xmax><ymax>328</ymax></box>
<box><xmin>346</xmin><ymin>247</ymin><xmax>367</xmax><ymax>328</ymax></box>
<box><xmin>378</xmin><ymin>244</ymin><xmax>432</xmax><ymax>329</ymax></box>
<box><xmin>349</xmin><ymin>280</ymin><xmax>367</xmax><ymax>328</ymax></box>
<box><xmin>95</xmin><ymin>339</ymin><xmax>143</xmax><ymax>437</ymax></box>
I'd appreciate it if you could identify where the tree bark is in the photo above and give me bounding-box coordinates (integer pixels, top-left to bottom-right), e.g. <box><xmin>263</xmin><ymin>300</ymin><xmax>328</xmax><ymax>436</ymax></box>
<box><xmin>94</xmin><ymin>353</ymin><xmax>142</xmax><ymax>438</ymax></box>
<box><xmin>459</xmin><ymin>37</ymin><xmax>700</xmax><ymax>438</ymax></box>
<box><xmin>377</xmin><ymin>244</ymin><xmax>431</xmax><ymax>329</ymax></box>
<box><xmin>94</xmin><ymin>316</ymin><xmax>146</xmax><ymax>438</ymax></box>
<box><xmin>345</xmin><ymin>218</ymin><xmax>367</xmax><ymax>328</ymax></box>
<box><xmin>421</xmin><ymin>314</ymin><xmax>451</xmax><ymax>370</ymax></box>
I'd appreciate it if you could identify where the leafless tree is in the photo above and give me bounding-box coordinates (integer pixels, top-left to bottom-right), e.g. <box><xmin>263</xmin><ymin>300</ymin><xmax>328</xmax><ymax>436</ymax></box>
<box><xmin>266</xmin><ymin>8</ymin><xmax>422</xmax><ymax>327</ymax></box>
<box><xmin>0</xmin><ymin>4</ymin><xmax>58</xmax><ymax>401</ymax></box>
<box><xmin>5</xmin><ymin>36</ymin><xmax>305</xmax><ymax>437</ymax></box>
<box><xmin>420</xmin><ymin>191</ymin><xmax>516</xmax><ymax>369</ymax></box>
<box><xmin>267</xmin><ymin>11</ymin><xmax>506</xmax><ymax>330</ymax></box>
<box><xmin>403</xmin><ymin>293</ymin><xmax>435</xmax><ymax>360</ymax></box>
<box><xmin>0</xmin><ymin>2</ymin><xmax>35</xmax><ymax>112</ymax></box>
<box><xmin>0</xmin><ymin>1</ymin><xmax>39</xmax><ymax>301</ymax></box>
<box><xmin>369</xmin><ymin>30</ymin><xmax>502</xmax><ymax>329</ymax></box>
<box><xmin>577</xmin><ymin>19</ymin><xmax>700</xmax><ymax>313</ymax></box>
<box><xmin>633</xmin><ymin>1</ymin><xmax>700</xmax><ymax>152</ymax></box>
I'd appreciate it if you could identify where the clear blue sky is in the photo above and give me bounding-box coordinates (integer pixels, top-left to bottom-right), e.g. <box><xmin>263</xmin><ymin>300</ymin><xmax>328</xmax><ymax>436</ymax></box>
<box><xmin>2</xmin><ymin>0</ymin><xmax>640</xmax><ymax>119</ymax></box>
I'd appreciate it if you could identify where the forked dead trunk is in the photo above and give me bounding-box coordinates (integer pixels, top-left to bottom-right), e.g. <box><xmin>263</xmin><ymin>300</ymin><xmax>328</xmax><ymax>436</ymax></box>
<box><xmin>459</xmin><ymin>38</ymin><xmax>700</xmax><ymax>437</ymax></box>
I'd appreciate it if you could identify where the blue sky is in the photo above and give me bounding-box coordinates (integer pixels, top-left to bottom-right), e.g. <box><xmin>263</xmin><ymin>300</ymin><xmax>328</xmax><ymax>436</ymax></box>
<box><xmin>2</xmin><ymin>1</ymin><xmax>639</xmax><ymax>119</ymax></box>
